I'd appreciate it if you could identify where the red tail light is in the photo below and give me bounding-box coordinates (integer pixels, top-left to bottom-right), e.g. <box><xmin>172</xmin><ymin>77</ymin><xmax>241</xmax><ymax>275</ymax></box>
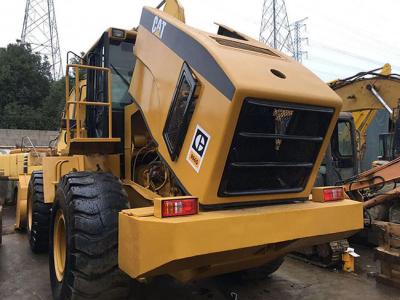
<box><xmin>323</xmin><ymin>187</ymin><xmax>345</xmax><ymax>202</ymax></box>
<box><xmin>161</xmin><ymin>198</ymin><xmax>198</xmax><ymax>218</ymax></box>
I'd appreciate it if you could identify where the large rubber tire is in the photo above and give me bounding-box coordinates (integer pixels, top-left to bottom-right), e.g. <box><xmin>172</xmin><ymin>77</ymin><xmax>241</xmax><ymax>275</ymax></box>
<box><xmin>49</xmin><ymin>172</ymin><xmax>131</xmax><ymax>300</ymax></box>
<box><xmin>223</xmin><ymin>258</ymin><xmax>284</xmax><ymax>281</ymax></box>
<box><xmin>259</xmin><ymin>258</ymin><xmax>284</xmax><ymax>276</ymax></box>
<box><xmin>27</xmin><ymin>171</ymin><xmax>52</xmax><ymax>253</ymax></box>
<box><xmin>7</xmin><ymin>185</ymin><xmax>18</xmax><ymax>206</ymax></box>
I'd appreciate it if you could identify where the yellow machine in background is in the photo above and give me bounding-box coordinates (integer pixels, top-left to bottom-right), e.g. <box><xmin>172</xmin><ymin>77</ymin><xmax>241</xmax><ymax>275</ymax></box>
<box><xmin>0</xmin><ymin>138</ymin><xmax>51</xmax><ymax>230</ymax></box>
<box><xmin>23</xmin><ymin>1</ymin><xmax>363</xmax><ymax>299</ymax></box>
<box><xmin>330</xmin><ymin>64</ymin><xmax>400</xmax><ymax>167</ymax></box>
<box><xmin>303</xmin><ymin>65</ymin><xmax>400</xmax><ymax>267</ymax></box>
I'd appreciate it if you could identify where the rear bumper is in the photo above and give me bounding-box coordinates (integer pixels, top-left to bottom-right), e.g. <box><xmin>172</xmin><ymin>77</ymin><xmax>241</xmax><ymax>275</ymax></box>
<box><xmin>119</xmin><ymin>199</ymin><xmax>363</xmax><ymax>280</ymax></box>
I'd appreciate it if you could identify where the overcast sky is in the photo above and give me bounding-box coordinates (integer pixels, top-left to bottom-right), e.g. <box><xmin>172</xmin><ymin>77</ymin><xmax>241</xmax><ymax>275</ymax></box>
<box><xmin>0</xmin><ymin>0</ymin><xmax>399</xmax><ymax>81</ymax></box>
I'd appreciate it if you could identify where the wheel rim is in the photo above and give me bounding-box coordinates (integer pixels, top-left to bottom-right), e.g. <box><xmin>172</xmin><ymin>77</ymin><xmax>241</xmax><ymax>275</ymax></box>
<box><xmin>53</xmin><ymin>209</ymin><xmax>67</xmax><ymax>282</ymax></box>
<box><xmin>28</xmin><ymin>197</ymin><xmax>32</xmax><ymax>232</ymax></box>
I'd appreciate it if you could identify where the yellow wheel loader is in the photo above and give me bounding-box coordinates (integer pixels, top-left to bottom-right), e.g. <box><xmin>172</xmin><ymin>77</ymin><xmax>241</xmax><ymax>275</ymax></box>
<box><xmin>28</xmin><ymin>1</ymin><xmax>362</xmax><ymax>299</ymax></box>
<box><xmin>0</xmin><ymin>137</ymin><xmax>52</xmax><ymax>233</ymax></box>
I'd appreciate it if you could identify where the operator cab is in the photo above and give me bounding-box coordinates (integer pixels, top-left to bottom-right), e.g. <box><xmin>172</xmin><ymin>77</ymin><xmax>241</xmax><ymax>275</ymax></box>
<box><xmin>83</xmin><ymin>28</ymin><xmax>136</xmax><ymax>140</ymax></box>
<box><xmin>64</xmin><ymin>28</ymin><xmax>137</xmax><ymax>154</ymax></box>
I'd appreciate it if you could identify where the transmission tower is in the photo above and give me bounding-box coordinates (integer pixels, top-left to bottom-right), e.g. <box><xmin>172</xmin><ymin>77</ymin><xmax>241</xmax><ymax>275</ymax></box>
<box><xmin>259</xmin><ymin>0</ymin><xmax>295</xmax><ymax>56</ymax></box>
<box><xmin>21</xmin><ymin>0</ymin><xmax>63</xmax><ymax>80</ymax></box>
<box><xmin>292</xmin><ymin>18</ymin><xmax>309</xmax><ymax>63</ymax></box>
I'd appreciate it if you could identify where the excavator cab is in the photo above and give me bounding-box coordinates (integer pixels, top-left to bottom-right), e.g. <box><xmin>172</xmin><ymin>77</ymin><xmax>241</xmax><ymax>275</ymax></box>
<box><xmin>316</xmin><ymin>113</ymin><xmax>358</xmax><ymax>186</ymax></box>
<box><xmin>331</xmin><ymin>113</ymin><xmax>358</xmax><ymax>180</ymax></box>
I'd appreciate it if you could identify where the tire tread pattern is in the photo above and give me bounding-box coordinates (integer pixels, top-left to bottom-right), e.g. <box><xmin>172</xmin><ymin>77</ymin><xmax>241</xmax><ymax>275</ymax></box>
<box><xmin>28</xmin><ymin>171</ymin><xmax>51</xmax><ymax>253</ymax></box>
<box><xmin>54</xmin><ymin>172</ymin><xmax>130</xmax><ymax>300</ymax></box>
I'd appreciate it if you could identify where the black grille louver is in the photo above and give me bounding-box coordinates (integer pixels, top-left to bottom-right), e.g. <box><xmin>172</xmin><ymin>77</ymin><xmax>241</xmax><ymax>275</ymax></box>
<box><xmin>218</xmin><ymin>99</ymin><xmax>334</xmax><ymax>197</ymax></box>
<box><xmin>163</xmin><ymin>63</ymin><xmax>198</xmax><ymax>161</ymax></box>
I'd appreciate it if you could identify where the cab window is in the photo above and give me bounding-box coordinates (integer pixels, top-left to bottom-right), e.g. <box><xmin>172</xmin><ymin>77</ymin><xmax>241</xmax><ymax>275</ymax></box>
<box><xmin>332</xmin><ymin>120</ymin><xmax>355</xmax><ymax>168</ymax></box>
<box><xmin>338</xmin><ymin>121</ymin><xmax>353</xmax><ymax>156</ymax></box>
<box><xmin>109</xmin><ymin>40</ymin><xmax>136</xmax><ymax>109</ymax></box>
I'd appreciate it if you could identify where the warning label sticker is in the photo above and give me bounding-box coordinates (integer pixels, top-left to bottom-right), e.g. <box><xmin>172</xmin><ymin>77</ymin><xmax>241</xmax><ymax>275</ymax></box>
<box><xmin>186</xmin><ymin>125</ymin><xmax>210</xmax><ymax>173</ymax></box>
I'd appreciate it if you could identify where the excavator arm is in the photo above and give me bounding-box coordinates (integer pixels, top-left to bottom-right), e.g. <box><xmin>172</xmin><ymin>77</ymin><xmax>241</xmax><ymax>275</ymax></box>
<box><xmin>344</xmin><ymin>156</ymin><xmax>400</xmax><ymax>193</ymax></box>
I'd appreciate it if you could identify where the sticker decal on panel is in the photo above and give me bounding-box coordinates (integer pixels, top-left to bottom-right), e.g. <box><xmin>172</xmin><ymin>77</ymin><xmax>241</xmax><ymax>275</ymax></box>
<box><xmin>186</xmin><ymin>125</ymin><xmax>211</xmax><ymax>173</ymax></box>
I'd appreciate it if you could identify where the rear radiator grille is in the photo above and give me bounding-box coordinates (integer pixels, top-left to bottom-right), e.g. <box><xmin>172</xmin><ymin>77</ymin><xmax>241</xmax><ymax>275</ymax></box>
<box><xmin>218</xmin><ymin>99</ymin><xmax>334</xmax><ymax>197</ymax></box>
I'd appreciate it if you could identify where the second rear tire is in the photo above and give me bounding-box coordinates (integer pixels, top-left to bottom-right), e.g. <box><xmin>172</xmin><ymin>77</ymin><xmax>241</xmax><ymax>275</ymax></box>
<box><xmin>27</xmin><ymin>171</ymin><xmax>52</xmax><ymax>253</ymax></box>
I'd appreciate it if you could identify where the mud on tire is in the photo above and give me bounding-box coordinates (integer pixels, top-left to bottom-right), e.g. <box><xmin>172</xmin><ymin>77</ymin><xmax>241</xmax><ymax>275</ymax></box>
<box><xmin>49</xmin><ymin>172</ymin><xmax>131</xmax><ymax>300</ymax></box>
<box><xmin>28</xmin><ymin>171</ymin><xmax>52</xmax><ymax>253</ymax></box>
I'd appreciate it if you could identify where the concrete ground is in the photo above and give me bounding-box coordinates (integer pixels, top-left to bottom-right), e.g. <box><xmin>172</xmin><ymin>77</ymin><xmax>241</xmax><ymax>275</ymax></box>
<box><xmin>0</xmin><ymin>205</ymin><xmax>399</xmax><ymax>300</ymax></box>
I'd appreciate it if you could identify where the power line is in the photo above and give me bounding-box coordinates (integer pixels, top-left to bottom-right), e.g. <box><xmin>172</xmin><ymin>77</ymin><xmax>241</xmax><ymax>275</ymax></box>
<box><xmin>309</xmin><ymin>56</ymin><xmax>366</xmax><ymax>72</ymax></box>
<box><xmin>311</xmin><ymin>41</ymin><xmax>400</xmax><ymax>70</ymax></box>
<box><xmin>21</xmin><ymin>0</ymin><xmax>63</xmax><ymax>80</ymax></box>
<box><xmin>299</xmin><ymin>10</ymin><xmax>400</xmax><ymax>58</ymax></box>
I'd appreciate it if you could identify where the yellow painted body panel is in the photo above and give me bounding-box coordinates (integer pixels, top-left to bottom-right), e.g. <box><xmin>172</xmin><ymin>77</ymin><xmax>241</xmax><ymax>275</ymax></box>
<box><xmin>0</xmin><ymin>149</ymin><xmax>49</xmax><ymax>179</ymax></box>
<box><xmin>164</xmin><ymin>0</ymin><xmax>185</xmax><ymax>22</ymax></box>
<box><xmin>43</xmin><ymin>156</ymin><xmax>81</xmax><ymax>203</ymax></box>
<box><xmin>119</xmin><ymin>199</ymin><xmax>363</xmax><ymax>280</ymax></box>
<box><xmin>0</xmin><ymin>150</ymin><xmax>49</xmax><ymax>229</ymax></box>
<box><xmin>130</xmin><ymin>7</ymin><xmax>342</xmax><ymax>206</ymax></box>
<box><xmin>42</xmin><ymin>155</ymin><xmax>120</xmax><ymax>203</ymax></box>
<box><xmin>0</xmin><ymin>153</ymin><xmax>27</xmax><ymax>180</ymax></box>
<box><xmin>15</xmin><ymin>175</ymin><xmax>30</xmax><ymax>229</ymax></box>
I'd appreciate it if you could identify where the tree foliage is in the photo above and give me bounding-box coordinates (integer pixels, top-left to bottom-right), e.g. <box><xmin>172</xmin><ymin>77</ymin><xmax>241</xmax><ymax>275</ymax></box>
<box><xmin>0</xmin><ymin>43</ymin><xmax>65</xmax><ymax>130</ymax></box>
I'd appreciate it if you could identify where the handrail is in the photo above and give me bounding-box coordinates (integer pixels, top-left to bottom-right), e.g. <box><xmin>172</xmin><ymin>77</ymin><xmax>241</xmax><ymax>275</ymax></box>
<box><xmin>66</xmin><ymin>51</ymin><xmax>87</xmax><ymax>65</ymax></box>
<box><xmin>67</xmin><ymin>64</ymin><xmax>109</xmax><ymax>71</ymax></box>
<box><xmin>65</xmin><ymin>64</ymin><xmax>113</xmax><ymax>144</ymax></box>
<box><xmin>66</xmin><ymin>101</ymin><xmax>110</xmax><ymax>106</ymax></box>
<box><xmin>21</xmin><ymin>136</ymin><xmax>39</xmax><ymax>156</ymax></box>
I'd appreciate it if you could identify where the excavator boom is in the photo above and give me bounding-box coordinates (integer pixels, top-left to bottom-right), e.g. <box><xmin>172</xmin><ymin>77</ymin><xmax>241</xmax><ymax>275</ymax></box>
<box><xmin>157</xmin><ymin>0</ymin><xmax>185</xmax><ymax>22</ymax></box>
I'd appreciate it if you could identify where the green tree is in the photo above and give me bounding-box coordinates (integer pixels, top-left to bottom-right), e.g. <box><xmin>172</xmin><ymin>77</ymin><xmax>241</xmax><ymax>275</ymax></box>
<box><xmin>41</xmin><ymin>78</ymin><xmax>66</xmax><ymax>130</ymax></box>
<box><xmin>0</xmin><ymin>42</ymin><xmax>64</xmax><ymax>130</ymax></box>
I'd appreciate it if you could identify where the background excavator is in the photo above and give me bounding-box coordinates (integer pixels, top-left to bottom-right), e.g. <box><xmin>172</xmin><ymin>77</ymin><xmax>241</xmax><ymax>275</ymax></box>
<box><xmin>323</xmin><ymin>64</ymin><xmax>400</xmax><ymax>233</ymax></box>
<box><xmin>331</xmin><ymin>64</ymin><xmax>400</xmax><ymax>171</ymax></box>
<box><xmin>340</xmin><ymin>136</ymin><xmax>400</xmax><ymax>286</ymax></box>
<box><xmin>337</xmin><ymin>64</ymin><xmax>400</xmax><ymax>241</ymax></box>
<box><xmin>319</xmin><ymin>64</ymin><xmax>400</xmax><ymax>188</ymax></box>
<box><xmin>304</xmin><ymin>65</ymin><xmax>400</xmax><ymax>267</ymax></box>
